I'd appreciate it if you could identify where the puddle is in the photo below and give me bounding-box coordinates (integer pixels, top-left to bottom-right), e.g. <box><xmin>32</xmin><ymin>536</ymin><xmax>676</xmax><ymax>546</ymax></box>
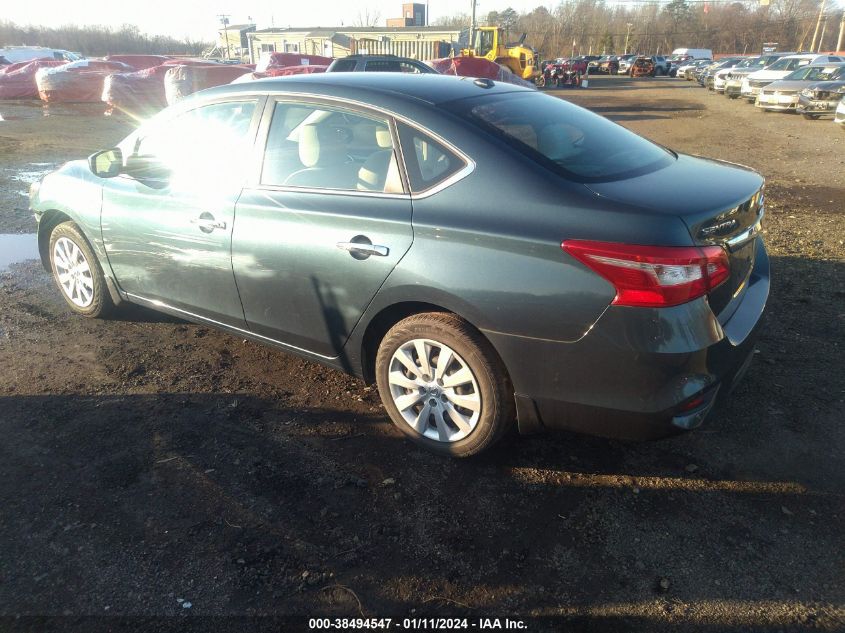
<box><xmin>13</xmin><ymin>165</ymin><xmax>56</xmax><ymax>184</ymax></box>
<box><xmin>0</xmin><ymin>234</ymin><xmax>39</xmax><ymax>271</ymax></box>
<box><xmin>1</xmin><ymin>163</ymin><xmax>58</xmax><ymax>197</ymax></box>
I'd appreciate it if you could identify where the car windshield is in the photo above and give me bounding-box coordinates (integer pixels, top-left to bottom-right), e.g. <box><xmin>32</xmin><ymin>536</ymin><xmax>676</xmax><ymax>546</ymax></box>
<box><xmin>767</xmin><ymin>57</ymin><xmax>810</xmax><ymax>71</ymax></box>
<box><xmin>447</xmin><ymin>92</ymin><xmax>674</xmax><ymax>182</ymax></box>
<box><xmin>784</xmin><ymin>65</ymin><xmax>844</xmax><ymax>81</ymax></box>
<box><xmin>736</xmin><ymin>58</ymin><xmax>761</xmax><ymax>69</ymax></box>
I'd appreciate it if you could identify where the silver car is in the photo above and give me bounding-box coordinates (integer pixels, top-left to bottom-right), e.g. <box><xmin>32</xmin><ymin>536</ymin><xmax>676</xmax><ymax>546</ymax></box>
<box><xmin>797</xmin><ymin>80</ymin><xmax>845</xmax><ymax>119</ymax></box>
<box><xmin>756</xmin><ymin>63</ymin><xmax>845</xmax><ymax>111</ymax></box>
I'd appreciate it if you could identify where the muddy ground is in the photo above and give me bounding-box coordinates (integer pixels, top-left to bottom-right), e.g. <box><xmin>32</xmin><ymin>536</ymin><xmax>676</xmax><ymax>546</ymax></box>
<box><xmin>0</xmin><ymin>76</ymin><xmax>843</xmax><ymax>631</ymax></box>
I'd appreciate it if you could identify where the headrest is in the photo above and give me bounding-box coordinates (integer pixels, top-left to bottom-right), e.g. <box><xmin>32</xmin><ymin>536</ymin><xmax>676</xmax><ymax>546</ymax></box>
<box><xmin>375</xmin><ymin>127</ymin><xmax>392</xmax><ymax>149</ymax></box>
<box><xmin>298</xmin><ymin>124</ymin><xmax>348</xmax><ymax>168</ymax></box>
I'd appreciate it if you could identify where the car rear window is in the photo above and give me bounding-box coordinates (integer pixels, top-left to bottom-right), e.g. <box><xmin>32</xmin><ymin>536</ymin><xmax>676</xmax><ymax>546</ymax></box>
<box><xmin>447</xmin><ymin>92</ymin><xmax>674</xmax><ymax>182</ymax></box>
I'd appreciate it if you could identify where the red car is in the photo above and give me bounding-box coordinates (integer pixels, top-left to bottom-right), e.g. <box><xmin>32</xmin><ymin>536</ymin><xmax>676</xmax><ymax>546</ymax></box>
<box><xmin>556</xmin><ymin>57</ymin><xmax>588</xmax><ymax>74</ymax></box>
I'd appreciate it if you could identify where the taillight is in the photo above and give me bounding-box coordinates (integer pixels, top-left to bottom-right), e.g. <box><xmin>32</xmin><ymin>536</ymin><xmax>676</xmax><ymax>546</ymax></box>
<box><xmin>562</xmin><ymin>240</ymin><xmax>730</xmax><ymax>308</ymax></box>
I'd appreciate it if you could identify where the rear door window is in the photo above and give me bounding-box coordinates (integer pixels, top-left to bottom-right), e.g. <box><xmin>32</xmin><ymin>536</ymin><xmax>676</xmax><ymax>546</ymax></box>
<box><xmin>261</xmin><ymin>101</ymin><xmax>403</xmax><ymax>193</ymax></box>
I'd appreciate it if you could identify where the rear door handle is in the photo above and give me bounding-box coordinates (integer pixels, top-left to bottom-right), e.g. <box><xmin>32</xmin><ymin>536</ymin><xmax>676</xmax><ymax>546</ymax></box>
<box><xmin>336</xmin><ymin>242</ymin><xmax>389</xmax><ymax>257</ymax></box>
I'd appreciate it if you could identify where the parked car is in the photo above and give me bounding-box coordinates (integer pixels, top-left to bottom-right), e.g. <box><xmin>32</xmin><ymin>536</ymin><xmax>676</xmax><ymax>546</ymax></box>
<box><xmin>0</xmin><ymin>46</ymin><xmax>81</xmax><ymax>64</ymax></box>
<box><xmin>326</xmin><ymin>54</ymin><xmax>438</xmax><ymax>74</ymax></box>
<box><xmin>756</xmin><ymin>63</ymin><xmax>845</xmax><ymax>112</ymax></box>
<box><xmin>678</xmin><ymin>59</ymin><xmax>711</xmax><ymax>80</ymax></box>
<box><xmin>29</xmin><ymin>73</ymin><xmax>768</xmax><ymax>456</ymax></box>
<box><xmin>591</xmin><ymin>55</ymin><xmax>619</xmax><ymax>74</ymax></box>
<box><xmin>741</xmin><ymin>54</ymin><xmax>843</xmax><ymax>102</ymax></box>
<box><xmin>671</xmin><ymin>48</ymin><xmax>713</xmax><ymax>62</ymax></box>
<box><xmin>650</xmin><ymin>55</ymin><xmax>671</xmax><ymax>76</ymax></box>
<box><xmin>698</xmin><ymin>57</ymin><xmax>744</xmax><ymax>88</ymax></box>
<box><xmin>617</xmin><ymin>54</ymin><xmax>640</xmax><ymax>74</ymax></box>
<box><xmin>797</xmin><ymin>79</ymin><xmax>845</xmax><ymax>119</ymax></box>
<box><xmin>555</xmin><ymin>57</ymin><xmax>588</xmax><ymax>74</ymax></box>
<box><xmin>712</xmin><ymin>57</ymin><xmax>755</xmax><ymax>93</ymax></box>
<box><xmin>834</xmin><ymin>96</ymin><xmax>845</xmax><ymax>129</ymax></box>
<box><xmin>692</xmin><ymin>60</ymin><xmax>716</xmax><ymax>84</ymax></box>
<box><xmin>631</xmin><ymin>56</ymin><xmax>656</xmax><ymax>77</ymax></box>
<box><xmin>724</xmin><ymin>53</ymin><xmax>794</xmax><ymax>99</ymax></box>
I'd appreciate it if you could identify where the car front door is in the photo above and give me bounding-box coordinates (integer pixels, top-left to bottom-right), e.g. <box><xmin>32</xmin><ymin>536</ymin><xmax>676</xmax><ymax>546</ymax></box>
<box><xmin>101</xmin><ymin>98</ymin><xmax>262</xmax><ymax>327</ymax></box>
<box><xmin>232</xmin><ymin>99</ymin><xmax>413</xmax><ymax>359</ymax></box>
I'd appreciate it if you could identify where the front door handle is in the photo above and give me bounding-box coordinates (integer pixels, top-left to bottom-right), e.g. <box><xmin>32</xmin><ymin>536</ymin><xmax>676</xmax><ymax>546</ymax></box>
<box><xmin>191</xmin><ymin>216</ymin><xmax>227</xmax><ymax>233</ymax></box>
<box><xmin>336</xmin><ymin>241</ymin><xmax>389</xmax><ymax>257</ymax></box>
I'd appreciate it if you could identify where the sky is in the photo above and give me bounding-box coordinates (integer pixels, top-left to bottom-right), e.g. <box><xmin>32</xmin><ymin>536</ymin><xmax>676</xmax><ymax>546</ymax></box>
<box><xmin>3</xmin><ymin>0</ymin><xmax>556</xmax><ymax>41</ymax></box>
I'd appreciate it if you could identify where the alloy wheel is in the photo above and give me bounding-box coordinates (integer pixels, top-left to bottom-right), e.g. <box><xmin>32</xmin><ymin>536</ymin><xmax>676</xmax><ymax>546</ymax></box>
<box><xmin>387</xmin><ymin>338</ymin><xmax>481</xmax><ymax>443</ymax></box>
<box><xmin>53</xmin><ymin>236</ymin><xmax>94</xmax><ymax>308</ymax></box>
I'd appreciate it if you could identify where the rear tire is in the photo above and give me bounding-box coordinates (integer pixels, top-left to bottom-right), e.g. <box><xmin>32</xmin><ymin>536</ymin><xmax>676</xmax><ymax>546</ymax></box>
<box><xmin>375</xmin><ymin>313</ymin><xmax>514</xmax><ymax>457</ymax></box>
<box><xmin>49</xmin><ymin>221</ymin><xmax>115</xmax><ymax>318</ymax></box>
<box><xmin>802</xmin><ymin>113</ymin><xmax>820</xmax><ymax>120</ymax></box>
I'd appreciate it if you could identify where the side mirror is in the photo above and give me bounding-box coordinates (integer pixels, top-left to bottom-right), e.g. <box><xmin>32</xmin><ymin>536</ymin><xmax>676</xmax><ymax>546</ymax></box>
<box><xmin>88</xmin><ymin>148</ymin><xmax>123</xmax><ymax>179</ymax></box>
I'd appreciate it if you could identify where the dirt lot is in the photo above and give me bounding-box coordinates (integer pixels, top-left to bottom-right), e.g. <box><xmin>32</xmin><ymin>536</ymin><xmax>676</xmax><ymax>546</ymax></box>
<box><xmin>0</xmin><ymin>76</ymin><xmax>843</xmax><ymax>631</ymax></box>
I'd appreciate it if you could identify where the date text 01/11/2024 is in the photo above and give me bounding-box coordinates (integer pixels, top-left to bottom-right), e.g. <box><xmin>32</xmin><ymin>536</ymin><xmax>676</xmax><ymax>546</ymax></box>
<box><xmin>308</xmin><ymin>618</ymin><xmax>528</xmax><ymax>630</ymax></box>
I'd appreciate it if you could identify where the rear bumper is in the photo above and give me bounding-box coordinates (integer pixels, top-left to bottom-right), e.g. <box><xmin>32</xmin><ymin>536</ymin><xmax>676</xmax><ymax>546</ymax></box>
<box><xmin>486</xmin><ymin>238</ymin><xmax>770</xmax><ymax>440</ymax></box>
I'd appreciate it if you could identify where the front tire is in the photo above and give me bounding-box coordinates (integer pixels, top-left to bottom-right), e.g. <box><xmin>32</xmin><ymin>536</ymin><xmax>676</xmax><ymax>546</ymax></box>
<box><xmin>49</xmin><ymin>221</ymin><xmax>114</xmax><ymax>318</ymax></box>
<box><xmin>375</xmin><ymin>313</ymin><xmax>514</xmax><ymax>457</ymax></box>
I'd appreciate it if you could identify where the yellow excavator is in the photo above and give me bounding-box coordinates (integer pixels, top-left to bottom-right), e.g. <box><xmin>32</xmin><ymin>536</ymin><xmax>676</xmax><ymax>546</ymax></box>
<box><xmin>460</xmin><ymin>26</ymin><xmax>539</xmax><ymax>81</ymax></box>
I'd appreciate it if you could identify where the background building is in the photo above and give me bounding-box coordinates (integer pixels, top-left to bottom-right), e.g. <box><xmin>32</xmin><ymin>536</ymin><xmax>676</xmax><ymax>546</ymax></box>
<box><xmin>387</xmin><ymin>3</ymin><xmax>427</xmax><ymax>28</ymax></box>
<box><xmin>215</xmin><ymin>23</ymin><xmax>256</xmax><ymax>60</ymax></box>
<box><xmin>247</xmin><ymin>25</ymin><xmax>460</xmax><ymax>63</ymax></box>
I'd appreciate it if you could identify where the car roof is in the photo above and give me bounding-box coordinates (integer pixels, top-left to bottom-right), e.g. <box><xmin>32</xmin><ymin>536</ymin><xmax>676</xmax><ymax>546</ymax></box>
<box><xmin>342</xmin><ymin>54</ymin><xmax>410</xmax><ymax>60</ymax></box>
<box><xmin>201</xmin><ymin>72</ymin><xmax>533</xmax><ymax>106</ymax></box>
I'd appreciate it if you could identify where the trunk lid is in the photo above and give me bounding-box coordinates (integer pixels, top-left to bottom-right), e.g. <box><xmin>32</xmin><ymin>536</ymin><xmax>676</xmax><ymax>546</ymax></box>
<box><xmin>585</xmin><ymin>154</ymin><xmax>764</xmax><ymax>320</ymax></box>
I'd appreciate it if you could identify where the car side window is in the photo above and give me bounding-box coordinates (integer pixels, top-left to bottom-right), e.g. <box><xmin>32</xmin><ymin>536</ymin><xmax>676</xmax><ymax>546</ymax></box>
<box><xmin>331</xmin><ymin>58</ymin><xmax>357</xmax><ymax>72</ymax></box>
<box><xmin>399</xmin><ymin>61</ymin><xmax>425</xmax><ymax>73</ymax></box>
<box><xmin>397</xmin><ymin>123</ymin><xmax>465</xmax><ymax>192</ymax></box>
<box><xmin>261</xmin><ymin>102</ymin><xmax>403</xmax><ymax>193</ymax></box>
<box><xmin>365</xmin><ymin>60</ymin><xmax>401</xmax><ymax>72</ymax></box>
<box><xmin>133</xmin><ymin>101</ymin><xmax>256</xmax><ymax>186</ymax></box>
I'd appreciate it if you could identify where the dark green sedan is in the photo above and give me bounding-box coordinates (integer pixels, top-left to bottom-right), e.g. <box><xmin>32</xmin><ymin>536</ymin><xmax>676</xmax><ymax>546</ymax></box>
<box><xmin>30</xmin><ymin>74</ymin><xmax>768</xmax><ymax>456</ymax></box>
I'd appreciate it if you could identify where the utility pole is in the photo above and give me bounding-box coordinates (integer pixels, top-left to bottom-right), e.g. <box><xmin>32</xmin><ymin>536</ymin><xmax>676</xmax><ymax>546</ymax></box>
<box><xmin>218</xmin><ymin>14</ymin><xmax>231</xmax><ymax>60</ymax></box>
<box><xmin>838</xmin><ymin>12</ymin><xmax>845</xmax><ymax>53</ymax></box>
<box><xmin>624</xmin><ymin>23</ymin><xmax>633</xmax><ymax>54</ymax></box>
<box><xmin>810</xmin><ymin>0</ymin><xmax>826</xmax><ymax>52</ymax></box>
<box><xmin>470</xmin><ymin>0</ymin><xmax>477</xmax><ymax>47</ymax></box>
<box><xmin>818</xmin><ymin>16</ymin><xmax>827</xmax><ymax>52</ymax></box>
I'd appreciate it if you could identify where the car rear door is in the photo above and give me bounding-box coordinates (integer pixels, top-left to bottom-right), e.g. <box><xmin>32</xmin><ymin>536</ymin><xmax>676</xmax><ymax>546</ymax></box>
<box><xmin>232</xmin><ymin>98</ymin><xmax>413</xmax><ymax>358</ymax></box>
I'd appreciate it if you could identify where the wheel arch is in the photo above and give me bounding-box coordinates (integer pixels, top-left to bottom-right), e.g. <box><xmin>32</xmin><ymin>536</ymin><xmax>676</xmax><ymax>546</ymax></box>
<box><xmin>37</xmin><ymin>209</ymin><xmax>74</xmax><ymax>271</ymax></box>
<box><xmin>358</xmin><ymin>300</ymin><xmax>510</xmax><ymax>389</ymax></box>
<box><xmin>37</xmin><ymin>210</ymin><xmax>122</xmax><ymax>306</ymax></box>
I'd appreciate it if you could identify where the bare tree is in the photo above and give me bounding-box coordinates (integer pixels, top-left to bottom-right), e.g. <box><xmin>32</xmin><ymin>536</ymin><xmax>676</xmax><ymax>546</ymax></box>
<box><xmin>353</xmin><ymin>9</ymin><xmax>382</xmax><ymax>27</ymax></box>
<box><xmin>0</xmin><ymin>19</ymin><xmax>208</xmax><ymax>55</ymax></box>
